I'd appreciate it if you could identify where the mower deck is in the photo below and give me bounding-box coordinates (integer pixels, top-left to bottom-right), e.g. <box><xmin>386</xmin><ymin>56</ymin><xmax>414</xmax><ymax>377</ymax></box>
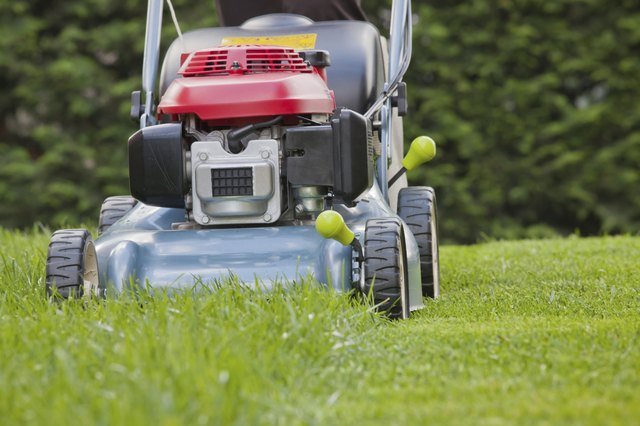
<box><xmin>95</xmin><ymin>184</ymin><xmax>424</xmax><ymax>311</ymax></box>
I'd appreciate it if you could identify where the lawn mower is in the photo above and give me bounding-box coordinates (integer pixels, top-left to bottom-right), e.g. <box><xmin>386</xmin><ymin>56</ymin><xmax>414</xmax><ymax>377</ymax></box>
<box><xmin>45</xmin><ymin>0</ymin><xmax>440</xmax><ymax>318</ymax></box>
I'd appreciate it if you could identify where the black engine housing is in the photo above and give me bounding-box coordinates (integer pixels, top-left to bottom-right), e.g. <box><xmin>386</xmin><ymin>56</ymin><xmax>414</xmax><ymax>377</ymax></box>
<box><xmin>285</xmin><ymin>108</ymin><xmax>373</xmax><ymax>205</ymax></box>
<box><xmin>128</xmin><ymin>123</ymin><xmax>187</xmax><ymax>208</ymax></box>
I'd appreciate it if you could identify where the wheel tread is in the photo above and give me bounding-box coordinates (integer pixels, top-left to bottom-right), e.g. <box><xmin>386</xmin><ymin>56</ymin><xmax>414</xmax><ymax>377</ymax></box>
<box><xmin>45</xmin><ymin>229</ymin><xmax>96</xmax><ymax>299</ymax></box>
<box><xmin>98</xmin><ymin>195</ymin><xmax>137</xmax><ymax>235</ymax></box>
<box><xmin>363</xmin><ymin>217</ymin><xmax>408</xmax><ymax>318</ymax></box>
<box><xmin>397</xmin><ymin>186</ymin><xmax>440</xmax><ymax>298</ymax></box>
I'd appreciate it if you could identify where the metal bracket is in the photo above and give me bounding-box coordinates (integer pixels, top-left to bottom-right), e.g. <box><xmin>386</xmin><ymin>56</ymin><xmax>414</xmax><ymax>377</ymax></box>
<box><xmin>130</xmin><ymin>91</ymin><xmax>143</xmax><ymax>122</ymax></box>
<box><xmin>351</xmin><ymin>233</ymin><xmax>363</xmax><ymax>290</ymax></box>
<box><xmin>390</xmin><ymin>82</ymin><xmax>408</xmax><ymax>117</ymax></box>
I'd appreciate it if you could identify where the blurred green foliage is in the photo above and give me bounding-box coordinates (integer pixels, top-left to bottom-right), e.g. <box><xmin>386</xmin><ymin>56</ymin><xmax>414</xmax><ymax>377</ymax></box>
<box><xmin>0</xmin><ymin>0</ymin><xmax>638</xmax><ymax>242</ymax></box>
<box><xmin>405</xmin><ymin>0</ymin><xmax>640</xmax><ymax>242</ymax></box>
<box><xmin>0</xmin><ymin>0</ymin><xmax>213</xmax><ymax>227</ymax></box>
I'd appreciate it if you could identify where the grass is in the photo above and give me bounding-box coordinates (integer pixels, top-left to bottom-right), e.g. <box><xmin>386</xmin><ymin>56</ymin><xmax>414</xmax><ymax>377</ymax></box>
<box><xmin>0</xmin><ymin>227</ymin><xmax>639</xmax><ymax>425</ymax></box>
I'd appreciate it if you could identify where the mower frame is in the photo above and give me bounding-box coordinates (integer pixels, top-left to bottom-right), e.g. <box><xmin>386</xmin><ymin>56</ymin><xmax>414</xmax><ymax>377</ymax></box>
<box><xmin>47</xmin><ymin>0</ymin><xmax>437</xmax><ymax>318</ymax></box>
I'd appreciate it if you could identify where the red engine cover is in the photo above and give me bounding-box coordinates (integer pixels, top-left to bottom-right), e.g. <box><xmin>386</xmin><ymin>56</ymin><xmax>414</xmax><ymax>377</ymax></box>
<box><xmin>158</xmin><ymin>46</ymin><xmax>335</xmax><ymax>121</ymax></box>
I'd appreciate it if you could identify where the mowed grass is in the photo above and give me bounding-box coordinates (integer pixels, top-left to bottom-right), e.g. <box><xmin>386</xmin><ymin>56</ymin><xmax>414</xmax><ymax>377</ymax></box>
<box><xmin>0</xmin><ymin>228</ymin><xmax>639</xmax><ymax>425</ymax></box>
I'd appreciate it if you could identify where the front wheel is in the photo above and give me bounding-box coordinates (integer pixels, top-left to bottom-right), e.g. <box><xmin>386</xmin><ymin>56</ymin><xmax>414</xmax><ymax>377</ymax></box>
<box><xmin>363</xmin><ymin>218</ymin><xmax>410</xmax><ymax>319</ymax></box>
<box><xmin>45</xmin><ymin>229</ymin><xmax>100</xmax><ymax>299</ymax></box>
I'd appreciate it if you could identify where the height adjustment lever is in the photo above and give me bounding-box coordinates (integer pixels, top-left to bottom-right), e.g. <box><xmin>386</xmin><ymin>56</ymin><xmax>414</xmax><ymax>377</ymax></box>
<box><xmin>315</xmin><ymin>210</ymin><xmax>363</xmax><ymax>262</ymax></box>
<box><xmin>388</xmin><ymin>135</ymin><xmax>437</xmax><ymax>188</ymax></box>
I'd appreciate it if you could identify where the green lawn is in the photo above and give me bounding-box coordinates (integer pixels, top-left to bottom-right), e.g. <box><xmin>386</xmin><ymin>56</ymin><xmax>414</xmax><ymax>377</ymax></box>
<box><xmin>1</xmin><ymin>228</ymin><xmax>638</xmax><ymax>425</ymax></box>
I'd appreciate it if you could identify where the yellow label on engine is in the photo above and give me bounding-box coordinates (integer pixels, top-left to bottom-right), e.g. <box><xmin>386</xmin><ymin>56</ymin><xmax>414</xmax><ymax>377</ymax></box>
<box><xmin>220</xmin><ymin>33</ymin><xmax>317</xmax><ymax>49</ymax></box>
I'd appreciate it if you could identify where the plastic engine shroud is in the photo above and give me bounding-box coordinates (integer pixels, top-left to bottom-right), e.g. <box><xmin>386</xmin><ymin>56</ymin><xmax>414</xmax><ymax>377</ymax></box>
<box><xmin>158</xmin><ymin>45</ymin><xmax>336</xmax><ymax>120</ymax></box>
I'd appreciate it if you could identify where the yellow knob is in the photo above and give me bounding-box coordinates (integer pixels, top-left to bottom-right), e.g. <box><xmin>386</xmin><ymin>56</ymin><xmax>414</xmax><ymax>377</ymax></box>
<box><xmin>315</xmin><ymin>210</ymin><xmax>355</xmax><ymax>246</ymax></box>
<box><xmin>402</xmin><ymin>136</ymin><xmax>436</xmax><ymax>171</ymax></box>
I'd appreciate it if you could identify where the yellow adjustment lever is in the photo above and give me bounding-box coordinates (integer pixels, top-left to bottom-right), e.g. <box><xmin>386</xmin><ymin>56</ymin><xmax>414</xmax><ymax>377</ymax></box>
<box><xmin>315</xmin><ymin>210</ymin><xmax>363</xmax><ymax>261</ymax></box>
<box><xmin>389</xmin><ymin>136</ymin><xmax>437</xmax><ymax>188</ymax></box>
<box><xmin>403</xmin><ymin>136</ymin><xmax>437</xmax><ymax>171</ymax></box>
<box><xmin>315</xmin><ymin>210</ymin><xmax>354</xmax><ymax>246</ymax></box>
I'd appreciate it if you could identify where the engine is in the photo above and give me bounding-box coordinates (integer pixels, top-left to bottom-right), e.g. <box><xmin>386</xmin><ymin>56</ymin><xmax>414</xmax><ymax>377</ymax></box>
<box><xmin>128</xmin><ymin>45</ymin><xmax>373</xmax><ymax>226</ymax></box>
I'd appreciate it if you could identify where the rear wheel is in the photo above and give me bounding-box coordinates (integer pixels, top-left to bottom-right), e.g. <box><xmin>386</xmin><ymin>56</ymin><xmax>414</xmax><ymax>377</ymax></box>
<box><xmin>45</xmin><ymin>229</ymin><xmax>100</xmax><ymax>299</ymax></box>
<box><xmin>98</xmin><ymin>195</ymin><xmax>137</xmax><ymax>235</ymax></box>
<box><xmin>397</xmin><ymin>187</ymin><xmax>440</xmax><ymax>298</ymax></box>
<box><xmin>363</xmin><ymin>218</ymin><xmax>410</xmax><ymax>319</ymax></box>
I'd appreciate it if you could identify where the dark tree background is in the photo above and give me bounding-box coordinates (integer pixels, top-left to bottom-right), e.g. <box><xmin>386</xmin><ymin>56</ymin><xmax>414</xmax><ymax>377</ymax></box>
<box><xmin>1</xmin><ymin>0</ymin><xmax>639</xmax><ymax>243</ymax></box>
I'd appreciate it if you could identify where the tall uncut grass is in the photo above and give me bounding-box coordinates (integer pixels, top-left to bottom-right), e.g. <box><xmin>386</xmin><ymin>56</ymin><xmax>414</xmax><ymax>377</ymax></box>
<box><xmin>1</xmin><ymin>227</ymin><xmax>638</xmax><ymax>425</ymax></box>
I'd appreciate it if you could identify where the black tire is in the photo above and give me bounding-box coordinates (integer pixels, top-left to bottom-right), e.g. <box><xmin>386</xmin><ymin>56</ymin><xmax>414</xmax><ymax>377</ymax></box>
<box><xmin>98</xmin><ymin>195</ymin><xmax>137</xmax><ymax>235</ymax></box>
<box><xmin>45</xmin><ymin>229</ymin><xmax>100</xmax><ymax>299</ymax></box>
<box><xmin>363</xmin><ymin>218</ymin><xmax>410</xmax><ymax>319</ymax></box>
<box><xmin>397</xmin><ymin>187</ymin><xmax>440</xmax><ymax>298</ymax></box>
